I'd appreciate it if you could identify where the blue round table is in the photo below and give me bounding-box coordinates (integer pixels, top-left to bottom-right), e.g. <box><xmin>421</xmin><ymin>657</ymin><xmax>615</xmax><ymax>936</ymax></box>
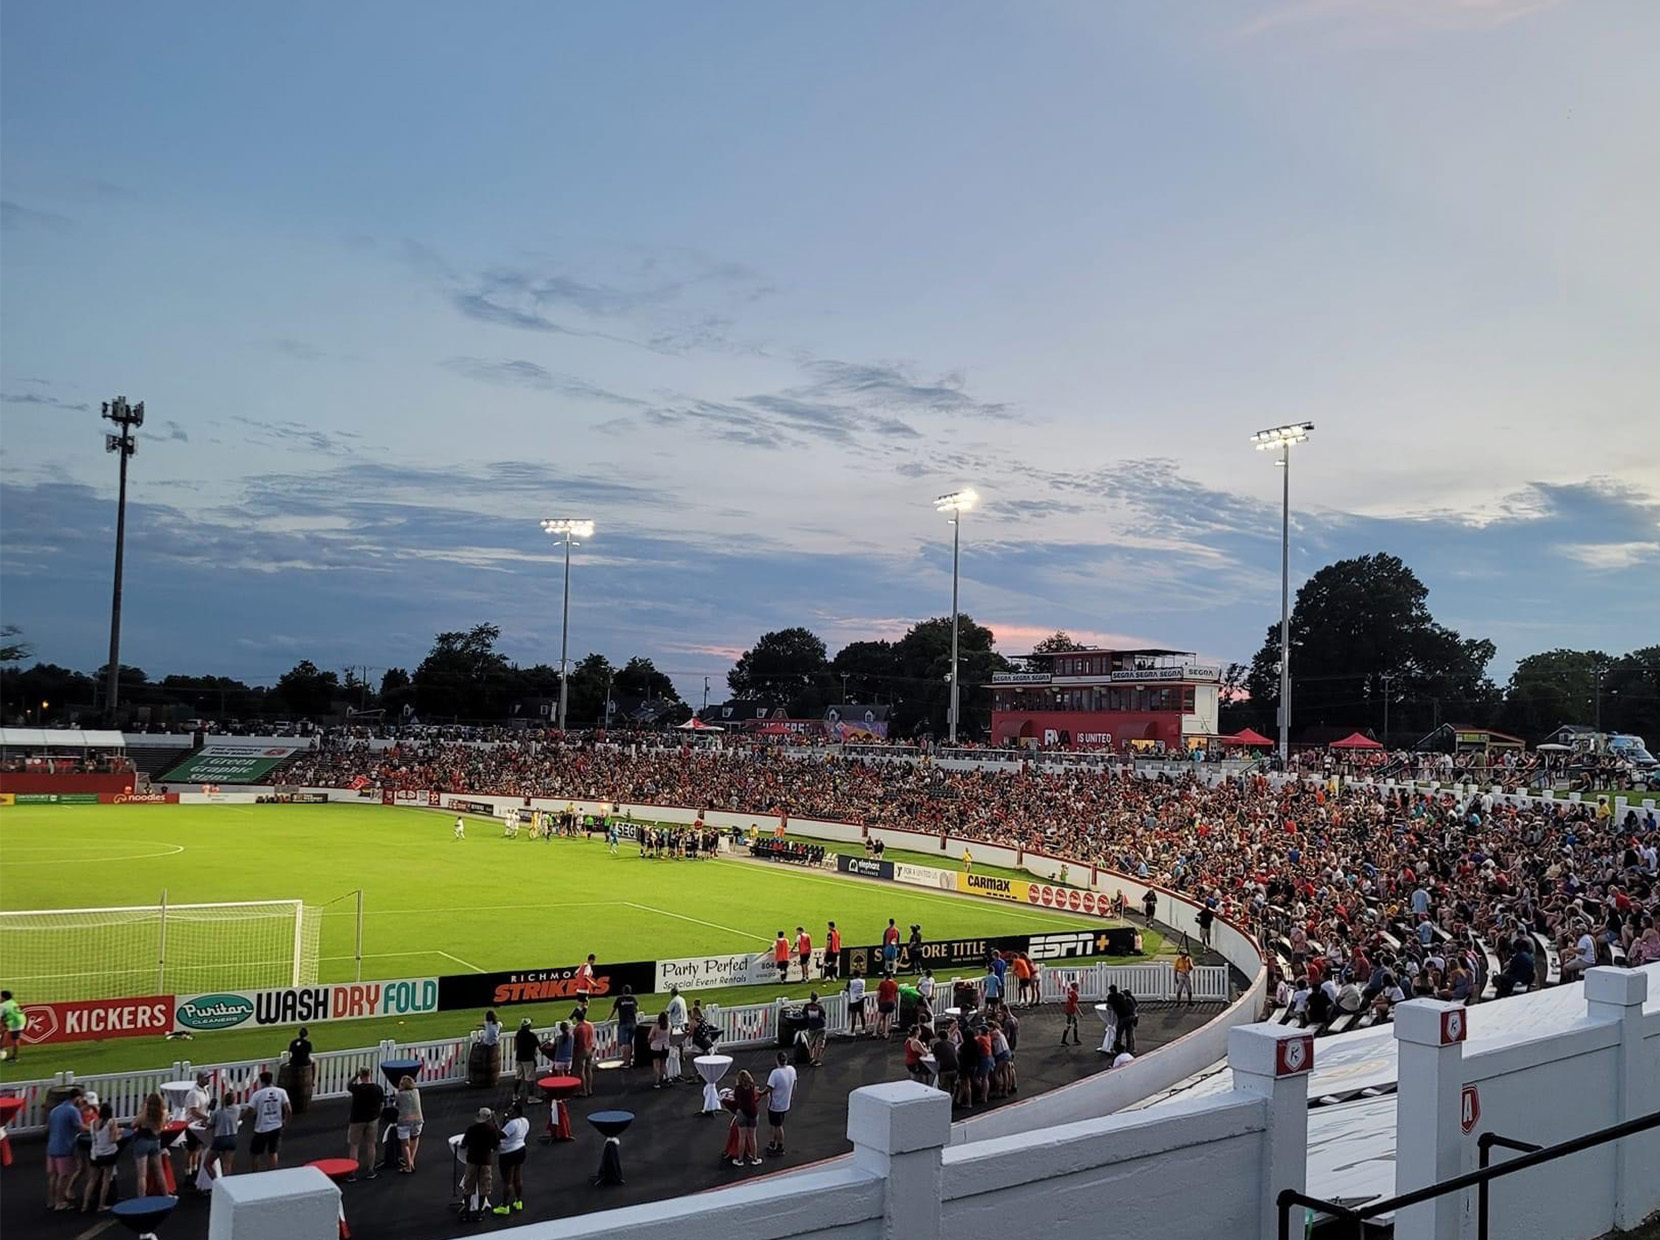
<box><xmin>111</xmin><ymin>1195</ymin><xmax>178</xmax><ymax>1240</ymax></box>
<box><xmin>379</xmin><ymin>1059</ymin><xmax>421</xmax><ymax>1090</ymax></box>
<box><xmin>587</xmin><ymin>1110</ymin><xmax>633</xmax><ymax>1186</ymax></box>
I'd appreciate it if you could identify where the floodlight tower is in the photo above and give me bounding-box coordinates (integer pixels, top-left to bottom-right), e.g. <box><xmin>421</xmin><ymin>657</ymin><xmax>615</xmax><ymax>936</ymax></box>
<box><xmin>102</xmin><ymin>396</ymin><xmax>145</xmax><ymax>725</ymax></box>
<box><xmin>1250</xmin><ymin>422</ymin><xmax>1314</xmax><ymax>762</ymax></box>
<box><xmin>934</xmin><ymin>489</ymin><xmax>978</xmax><ymax>744</ymax></box>
<box><xmin>540</xmin><ymin>519</ymin><xmax>595</xmax><ymax>731</ymax></box>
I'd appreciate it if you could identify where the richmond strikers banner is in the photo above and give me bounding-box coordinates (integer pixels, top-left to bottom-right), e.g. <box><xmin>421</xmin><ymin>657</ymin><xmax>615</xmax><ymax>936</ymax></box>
<box><xmin>173</xmin><ymin>978</ymin><xmax>439</xmax><ymax>1034</ymax></box>
<box><xmin>23</xmin><ymin>995</ymin><xmax>176</xmax><ymax>1045</ymax></box>
<box><xmin>437</xmin><ymin>960</ymin><xmax>656</xmax><ymax>1011</ymax></box>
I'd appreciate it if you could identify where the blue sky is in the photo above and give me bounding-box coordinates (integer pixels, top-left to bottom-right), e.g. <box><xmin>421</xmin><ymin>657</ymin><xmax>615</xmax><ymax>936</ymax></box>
<box><xmin>3</xmin><ymin>0</ymin><xmax>1657</xmax><ymax>698</ymax></box>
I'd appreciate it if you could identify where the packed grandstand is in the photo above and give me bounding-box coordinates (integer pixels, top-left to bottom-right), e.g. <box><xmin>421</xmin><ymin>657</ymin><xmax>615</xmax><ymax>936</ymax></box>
<box><xmin>266</xmin><ymin>734</ymin><xmax>1660</xmax><ymax>1026</ymax></box>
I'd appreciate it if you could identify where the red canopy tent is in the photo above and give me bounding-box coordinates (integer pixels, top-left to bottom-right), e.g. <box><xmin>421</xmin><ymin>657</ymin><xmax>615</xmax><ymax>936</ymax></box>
<box><xmin>1220</xmin><ymin>728</ymin><xmax>1275</xmax><ymax>748</ymax></box>
<box><xmin>1329</xmin><ymin>732</ymin><xmax>1383</xmax><ymax>750</ymax></box>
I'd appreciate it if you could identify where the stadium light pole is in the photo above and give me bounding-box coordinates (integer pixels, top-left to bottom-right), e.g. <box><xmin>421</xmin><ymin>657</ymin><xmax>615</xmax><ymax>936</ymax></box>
<box><xmin>934</xmin><ymin>489</ymin><xmax>978</xmax><ymax>744</ymax></box>
<box><xmin>102</xmin><ymin>396</ymin><xmax>145</xmax><ymax>726</ymax></box>
<box><xmin>1251</xmin><ymin>423</ymin><xmax>1313</xmax><ymax>762</ymax></box>
<box><xmin>540</xmin><ymin>519</ymin><xmax>594</xmax><ymax>732</ymax></box>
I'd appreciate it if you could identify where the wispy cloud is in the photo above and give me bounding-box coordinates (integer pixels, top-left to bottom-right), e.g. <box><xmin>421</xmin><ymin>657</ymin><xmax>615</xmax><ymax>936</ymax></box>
<box><xmin>793</xmin><ymin>359</ymin><xmax>1012</xmax><ymax>420</ymax></box>
<box><xmin>440</xmin><ymin>357</ymin><xmax>646</xmax><ymax>406</ymax></box>
<box><xmin>1238</xmin><ymin>0</ymin><xmax>1573</xmax><ymax>40</ymax></box>
<box><xmin>1</xmin><ymin>201</ymin><xmax>74</xmax><ymax>233</ymax></box>
<box><xmin>1</xmin><ymin>391</ymin><xmax>91</xmax><ymax>413</ymax></box>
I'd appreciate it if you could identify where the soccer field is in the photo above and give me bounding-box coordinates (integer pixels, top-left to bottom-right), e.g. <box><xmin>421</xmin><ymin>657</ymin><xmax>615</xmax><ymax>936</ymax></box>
<box><xmin>0</xmin><ymin>803</ymin><xmax>1148</xmax><ymax>1076</ymax></box>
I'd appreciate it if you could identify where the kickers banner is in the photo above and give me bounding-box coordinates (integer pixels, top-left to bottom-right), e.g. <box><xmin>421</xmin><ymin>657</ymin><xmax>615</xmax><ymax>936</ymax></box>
<box><xmin>23</xmin><ymin>995</ymin><xmax>176</xmax><ymax>1045</ymax></box>
<box><xmin>437</xmin><ymin>960</ymin><xmax>656</xmax><ymax>1011</ymax></box>
<box><xmin>173</xmin><ymin>978</ymin><xmax>439</xmax><ymax>1033</ymax></box>
<box><xmin>956</xmin><ymin>872</ymin><xmax>1031</xmax><ymax>903</ymax></box>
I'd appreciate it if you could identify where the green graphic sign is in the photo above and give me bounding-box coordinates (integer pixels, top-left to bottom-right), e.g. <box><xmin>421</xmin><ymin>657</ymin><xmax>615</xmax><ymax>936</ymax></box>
<box><xmin>164</xmin><ymin>748</ymin><xmax>297</xmax><ymax>784</ymax></box>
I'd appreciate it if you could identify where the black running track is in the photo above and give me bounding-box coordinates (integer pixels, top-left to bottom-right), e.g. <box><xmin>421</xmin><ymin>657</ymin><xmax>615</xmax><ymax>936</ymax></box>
<box><xmin>2</xmin><ymin>1004</ymin><xmax>1218</xmax><ymax>1240</ymax></box>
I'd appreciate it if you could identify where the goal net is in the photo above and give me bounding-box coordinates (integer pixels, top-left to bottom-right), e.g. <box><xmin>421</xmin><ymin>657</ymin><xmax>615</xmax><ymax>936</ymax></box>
<box><xmin>0</xmin><ymin>899</ymin><xmax>323</xmax><ymax>1002</ymax></box>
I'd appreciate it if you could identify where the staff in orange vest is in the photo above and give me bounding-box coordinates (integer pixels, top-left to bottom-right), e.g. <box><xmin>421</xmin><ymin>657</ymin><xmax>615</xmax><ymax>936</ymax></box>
<box><xmin>773</xmin><ymin>931</ymin><xmax>791</xmax><ymax>983</ymax></box>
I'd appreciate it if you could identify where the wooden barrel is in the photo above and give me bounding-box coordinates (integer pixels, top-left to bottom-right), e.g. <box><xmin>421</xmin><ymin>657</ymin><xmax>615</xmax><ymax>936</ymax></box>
<box><xmin>467</xmin><ymin>1040</ymin><xmax>500</xmax><ymax>1088</ymax></box>
<box><xmin>277</xmin><ymin>1061</ymin><xmax>315</xmax><ymax>1114</ymax></box>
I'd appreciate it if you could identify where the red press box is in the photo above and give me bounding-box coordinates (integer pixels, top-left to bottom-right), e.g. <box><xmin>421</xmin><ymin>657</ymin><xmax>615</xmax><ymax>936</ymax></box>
<box><xmin>22</xmin><ymin>995</ymin><xmax>177</xmax><ymax>1045</ymax></box>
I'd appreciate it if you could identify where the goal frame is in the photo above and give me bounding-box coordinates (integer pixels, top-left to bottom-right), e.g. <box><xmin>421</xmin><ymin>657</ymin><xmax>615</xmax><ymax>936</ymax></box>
<box><xmin>0</xmin><ymin>897</ymin><xmax>313</xmax><ymax>997</ymax></box>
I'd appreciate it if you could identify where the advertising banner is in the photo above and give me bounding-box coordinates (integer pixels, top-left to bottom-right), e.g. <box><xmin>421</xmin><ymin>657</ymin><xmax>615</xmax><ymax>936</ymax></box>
<box><xmin>172</xmin><ymin>978</ymin><xmax>439</xmax><ymax>1034</ymax></box>
<box><xmin>15</xmin><ymin>792</ymin><xmax>103</xmax><ymax>805</ymax></box>
<box><xmin>436</xmin><ymin>960</ymin><xmax>656</xmax><ymax>1011</ymax></box>
<box><xmin>956</xmin><ymin>872</ymin><xmax>1031</xmax><ymax>903</ymax></box>
<box><xmin>894</xmin><ymin>862</ymin><xmax>957</xmax><ymax>891</ymax></box>
<box><xmin>22</xmin><ymin>995</ymin><xmax>176</xmax><ymax>1045</ymax></box>
<box><xmin>840</xmin><ymin>935</ymin><xmax>1026</xmax><ymax>977</ymax></box>
<box><xmin>654</xmin><ymin>951</ymin><xmax>818</xmax><ymax>993</ymax></box>
<box><xmin>1024</xmin><ymin>928</ymin><xmax>1138</xmax><ymax>960</ymax></box>
<box><xmin>1025</xmin><ymin>880</ymin><xmax>1135</xmax><ymax>921</ymax></box>
<box><xmin>99</xmin><ymin>792</ymin><xmax>179</xmax><ymax>805</ymax></box>
<box><xmin>447</xmin><ymin>798</ymin><xmax>500</xmax><ymax>816</ymax></box>
<box><xmin>165</xmin><ymin>745</ymin><xmax>300</xmax><ymax>784</ymax></box>
<box><xmin>834</xmin><ymin>854</ymin><xmax>894</xmax><ymax>881</ymax></box>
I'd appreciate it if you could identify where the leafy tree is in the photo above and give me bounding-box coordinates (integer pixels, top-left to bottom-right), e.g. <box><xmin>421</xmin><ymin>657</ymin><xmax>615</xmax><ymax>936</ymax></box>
<box><xmin>380</xmin><ymin>667</ymin><xmax>411</xmax><ymax>696</ymax></box>
<box><xmin>379</xmin><ymin>667</ymin><xmax>415</xmax><ymax>721</ymax></box>
<box><xmin>1</xmin><ymin>625</ymin><xmax>31</xmax><ymax>664</ymax></box>
<box><xmin>567</xmin><ymin>653</ymin><xmax>615</xmax><ymax>725</ymax></box>
<box><xmin>273</xmin><ymin>660</ymin><xmax>341</xmax><ymax>717</ymax></box>
<box><xmin>1244</xmin><ymin>553</ymin><xmax>1497</xmax><ymax>740</ymax></box>
<box><xmin>413</xmin><ymin>623</ymin><xmax>511</xmax><ymax>719</ymax></box>
<box><xmin>831</xmin><ymin>640</ymin><xmax>896</xmax><ymax>703</ymax></box>
<box><xmin>615</xmin><ymin>656</ymin><xmax>680</xmax><ymax>704</ymax></box>
<box><xmin>1605</xmin><ymin>646</ymin><xmax>1660</xmax><ymax>742</ymax></box>
<box><xmin>1032</xmin><ymin>631</ymin><xmax>1085</xmax><ymax>654</ymax></box>
<box><xmin>1</xmin><ymin>662</ymin><xmax>96</xmax><ymax>724</ymax></box>
<box><xmin>889</xmin><ymin>614</ymin><xmax>1010</xmax><ymax>738</ymax></box>
<box><xmin>1498</xmin><ymin>649</ymin><xmax>1615</xmax><ymax>740</ymax></box>
<box><xmin>728</xmin><ymin>628</ymin><xmax>830</xmax><ymax>708</ymax></box>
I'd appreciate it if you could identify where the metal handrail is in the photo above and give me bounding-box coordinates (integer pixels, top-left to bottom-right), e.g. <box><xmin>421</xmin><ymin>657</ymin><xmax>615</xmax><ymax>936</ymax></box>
<box><xmin>1276</xmin><ymin>1109</ymin><xmax>1660</xmax><ymax>1240</ymax></box>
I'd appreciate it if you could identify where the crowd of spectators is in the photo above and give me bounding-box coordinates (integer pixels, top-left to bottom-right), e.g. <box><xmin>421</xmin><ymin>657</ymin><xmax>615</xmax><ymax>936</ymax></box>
<box><xmin>279</xmin><ymin>736</ymin><xmax>1659</xmax><ymax>1010</ymax></box>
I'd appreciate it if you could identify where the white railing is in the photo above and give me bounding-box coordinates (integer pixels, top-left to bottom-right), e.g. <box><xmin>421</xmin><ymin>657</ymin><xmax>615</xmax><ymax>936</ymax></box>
<box><xmin>0</xmin><ymin>991</ymin><xmax>855</xmax><ymax>1134</ymax></box>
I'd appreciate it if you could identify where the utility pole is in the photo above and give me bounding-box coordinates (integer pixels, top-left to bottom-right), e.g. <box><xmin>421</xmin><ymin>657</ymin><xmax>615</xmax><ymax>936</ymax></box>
<box><xmin>702</xmin><ymin>676</ymin><xmax>710</xmax><ymax>716</ymax></box>
<box><xmin>1592</xmin><ymin>664</ymin><xmax>1603</xmax><ymax>731</ymax></box>
<box><xmin>102</xmin><ymin>396</ymin><xmax>145</xmax><ymax>726</ymax></box>
<box><xmin>603</xmin><ymin>668</ymin><xmax>613</xmax><ymax>730</ymax></box>
<box><xmin>1380</xmin><ymin>673</ymin><xmax>1394</xmax><ymax>747</ymax></box>
<box><xmin>841</xmin><ymin>673</ymin><xmax>850</xmax><ymax>703</ymax></box>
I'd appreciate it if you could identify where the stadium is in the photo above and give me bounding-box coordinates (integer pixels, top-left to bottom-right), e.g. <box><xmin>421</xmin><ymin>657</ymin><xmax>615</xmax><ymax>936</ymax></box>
<box><xmin>5</xmin><ymin>7</ymin><xmax>1660</xmax><ymax>1240</ymax></box>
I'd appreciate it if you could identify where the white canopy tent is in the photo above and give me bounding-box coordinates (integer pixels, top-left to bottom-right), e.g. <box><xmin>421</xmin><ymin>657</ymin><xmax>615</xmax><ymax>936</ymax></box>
<box><xmin>0</xmin><ymin>727</ymin><xmax>127</xmax><ymax>749</ymax></box>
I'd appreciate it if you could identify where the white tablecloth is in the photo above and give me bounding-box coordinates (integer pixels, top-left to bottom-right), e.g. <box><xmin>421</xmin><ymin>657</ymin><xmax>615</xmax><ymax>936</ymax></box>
<box><xmin>693</xmin><ymin>1054</ymin><xmax>733</xmax><ymax>1114</ymax></box>
<box><xmin>1094</xmin><ymin>1003</ymin><xmax>1118</xmax><ymax>1053</ymax></box>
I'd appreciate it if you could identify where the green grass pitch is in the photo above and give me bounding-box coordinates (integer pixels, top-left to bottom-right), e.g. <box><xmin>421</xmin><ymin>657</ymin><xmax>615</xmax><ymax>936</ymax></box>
<box><xmin>0</xmin><ymin>803</ymin><xmax>1154</xmax><ymax>1078</ymax></box>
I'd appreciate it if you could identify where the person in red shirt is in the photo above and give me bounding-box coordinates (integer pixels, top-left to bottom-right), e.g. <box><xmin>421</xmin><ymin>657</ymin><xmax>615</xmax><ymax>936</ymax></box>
<box><xmin>875</xmin><ymin>973</ymin><xmax>900</xmax><ymax>1040</ymax></box>
<box><xmin>795</xmin><ymin>926</ymin><xmax>813</xmax><ymax>983</ymax></box>
<box><xmin>824</xmin><ymin>922</ymin><xmax>841</xmax><ymax>982</ymax></box>
<box><xmin>1061</xmin><ymin>981</ymin><xmax>1081</xmax><ymax>1045</ymax></box>
<box><xmin>773</xmin><ymin>932</ymin><xmax>790</xmax><ymax>983</ymax></box>
<box><xmin>573</xmin><ymin>1016</ymin><xmax>596</xmax><ymax>1097</ymax></box>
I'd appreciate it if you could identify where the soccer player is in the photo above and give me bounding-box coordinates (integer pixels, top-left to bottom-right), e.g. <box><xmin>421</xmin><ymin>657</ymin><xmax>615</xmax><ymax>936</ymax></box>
<box><xmin>607</xmin><ymin>821</ymin><xmax>619</xmax><ymax>855</ymax></box>
<box><xmin>823</xmin><ymin>922</ymin><xmax>841</xmax><ymax>982</ymax></box>
<box><xmin>573</xmin><ymin>954</ymin><xmax>597</xmax><ymax>1003</ymax></box>
<box><xmin>453</xmin><ymin>816</ymin><xmax>466</xmax><ymax>840</ymax></box>
<box><xmin>1062</xmin><ymin>980</ymin><xmax>1082</xmax><ymax>1045</ymax></box>
<box><xmin>773</xmin><ymin>931</ymin><xmax>790</xmax><ymax>983</ymax></box>
<box><xmin>0</xmin><ymin>990</ymin><xmax>25</xmax><ymax>1061</ymax></box>
<box><xmin>795</xmin><ymin>926</ymin><xmax>813</xmax><ymax>982</ymax></box>
<box><xmin>502</xmin><ymin>810</ymin><xmax>518</xmax><ymax>839</ymax></box>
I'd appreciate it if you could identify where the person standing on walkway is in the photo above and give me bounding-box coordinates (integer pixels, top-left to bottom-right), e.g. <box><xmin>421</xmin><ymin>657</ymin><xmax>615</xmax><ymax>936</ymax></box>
<box><xmin>1174</xmin><ymin>950</ymin><xmax>1195</xmax><ymax>1004</ymax></box>
<box><xmin>207</xmin><ymin>1090</ymin><xmax>242</xmax><ymax>1180</ymax></box>
<box><xmin>44</xmin><ymin>1085</ymin><xmax>86</xmax><ymax>1210</ymax></box>
<box><xmin>729</xmin><ymin>1071</ymin><xmax>761</xmax><ymax>1167</ymax></box>
<box><xmin>247</xmin><ymin>1071</ymin><xmax>291</xmax><ymax>1172</ymax></box>
<box><xmin>1142</xmin><ymin>888</ymin><xmax>1157</xmax><ymax>925</ymax></box>
<box><xmin>459</xmin><ymin>1107</ymin><xmax>501</xmax><ymax>1222</ymax></box>
<box><xmin>512</xmin><ymin>1018</ymin><xmax>540</xmax><ymax>1104</ymax></box>
<box><xmin>1061</xmin><ymin>981</ymin><xmax>1082</xmax><ymax>1044</ymax></box>
<box><xmin>82</xmin><ymin>1101</ymin><xmax>120</xmax><ymax>1211</ymax></box>
<box><xmin>345</xmin><ymin>1067</ymin><xmax>384</xmax><ymax>1180</ymax></box>
<box><xmin>395</xmin><ymin>1075</ymin><xmax>423</xmax><ymax>1172</ymax></box>
<box><xmin>763</xmin><ymin>1051</ymin><xmax>796</xmax><ymax>1157</ymax></box>
<box><xmin>610</xmin><ymin>986</ymin><xmax>639</xmax><ymax>1069</ymax></box>
<box><xmin>492</xmin><ymin>1102</ymin><xmax>529</xmax><ymax>1216</ymax></box>
<box><xmin>574</xmin><ymin>1011</ymin><xmax>597</xmax><ymax>1097</ymax></box>
<box><xmin>802</xmin><ymin>991</ymin><xmax>827</xmax><ymax>1066</ymax></box>
<box><xmin>847</xmin><ymin>969</ymin><xmax>867</xmax><ymax>1035</ymax></box>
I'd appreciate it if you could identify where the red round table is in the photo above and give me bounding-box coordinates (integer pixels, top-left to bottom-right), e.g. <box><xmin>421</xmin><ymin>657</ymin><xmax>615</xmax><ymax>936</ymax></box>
<box><xmin>308</xmin><ymin>1158</ymin><xmax>359</xmax><ymax>1239</ymax></box>
<box><xmin>157</xmin><ymin>1121</ymin><xmax>190</xmax><ymax>1194</ymax></box>
<box><xmin>538</xmin><ymin>1076</ymin><xmax>581</xmax><ymax>1143</ymax></box>
<box><xmin>0</xmin><ymin>1097</ymin><xmax>24</xmax><ymax>1168</ymax></box>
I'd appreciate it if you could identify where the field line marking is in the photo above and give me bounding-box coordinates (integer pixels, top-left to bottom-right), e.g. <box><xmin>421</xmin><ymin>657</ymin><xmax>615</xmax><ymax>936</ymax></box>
<box><xmin>436</xmin><ymin>949</ymin><xmax>487</xmax><ymax>974</ymax></box>
<box><xmin>620</xmin><ymin>901</ymin><xmax>771</xmax><ymax>945</ymax></box>
<box><xmin>319</xmin><ymin>901</ymin><xmax>627</xmax><ymax>918</ymax></box>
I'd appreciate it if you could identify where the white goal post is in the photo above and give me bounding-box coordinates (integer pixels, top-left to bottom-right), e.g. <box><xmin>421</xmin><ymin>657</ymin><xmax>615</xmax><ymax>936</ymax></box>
<box><xmin>0</xmin><ymin>896</ymin><xmax>322</xmax><ymax>1002</ymax></box>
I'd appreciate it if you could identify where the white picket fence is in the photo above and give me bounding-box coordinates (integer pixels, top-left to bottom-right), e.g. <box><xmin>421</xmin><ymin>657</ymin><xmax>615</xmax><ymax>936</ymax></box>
<box><xmin>0</xmin><ymin>968</ymin><xmax>1217</xmax><ymax>1135</ymax></box>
